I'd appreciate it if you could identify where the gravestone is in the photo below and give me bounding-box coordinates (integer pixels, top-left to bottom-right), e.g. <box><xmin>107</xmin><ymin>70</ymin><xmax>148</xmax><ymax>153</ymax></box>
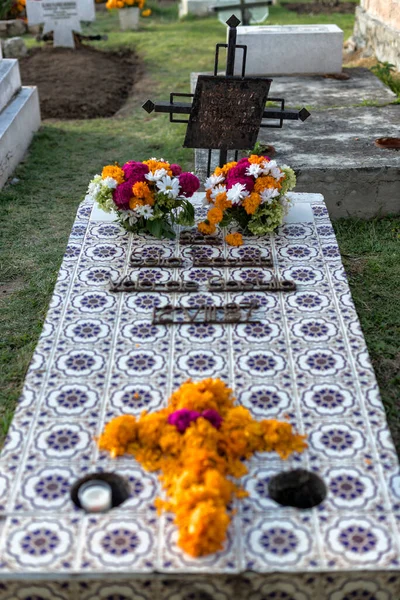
<box><xmin>0</xmin><ymin>36</ymin><xmax>40</xmax><ymax>189</ymax></box>
<box><xmin>26</xmin><ymin>0</ymin><xmax>95</xmax><ymax>48</ymax></box>
<box><xmin>234</xmin><ymin>24</ymin><xmax>344</xmax><ymax>76</ymax></box>
<box><xmin>212</xmin><ymin>0</ymin><xmax>271</xmax><ymax>26</ymax></box>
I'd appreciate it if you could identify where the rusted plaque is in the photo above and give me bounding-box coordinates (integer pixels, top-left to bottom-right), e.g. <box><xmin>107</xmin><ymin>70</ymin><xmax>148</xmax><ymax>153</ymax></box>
<box><xmin>153</xmin><ymin>301</ymin><xmax>260</xmax><ymax>325</ymax></box>
<box><xmin>184</xmin><ymin>75</ymin><xmax>272</xmax><ymax>150</ymax></box>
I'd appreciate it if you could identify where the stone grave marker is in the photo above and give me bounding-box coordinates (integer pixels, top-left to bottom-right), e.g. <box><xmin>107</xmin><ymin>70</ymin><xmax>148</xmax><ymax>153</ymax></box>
<box><xmin>26</xmin><ymin>0</ymin><xmax>95</xmax><ymax>48</ymax></box>
<box><xmin>212</xmin><ymin>0</ymin><xmax>272</xmax><ymax>26</ymax></box>
<box><xmin>234</xmin><ymin>24</ymin><xmax>344</xmax><ymax>76</ymax></box>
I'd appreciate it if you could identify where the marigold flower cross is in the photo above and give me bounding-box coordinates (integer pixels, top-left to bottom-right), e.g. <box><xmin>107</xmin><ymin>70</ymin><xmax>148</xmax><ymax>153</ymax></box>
<box><xmin>98</xmin><ymin>378</ymin><xmax>307</xmax><ymax>557</ymax></box>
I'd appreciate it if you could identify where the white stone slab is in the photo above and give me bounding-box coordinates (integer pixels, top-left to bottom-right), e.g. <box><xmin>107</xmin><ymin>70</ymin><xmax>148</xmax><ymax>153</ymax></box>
<box><xmin>0</xmin><ymin>58</ymin><xmax>21</xmax><ymax>112</ymax></box>
<box><xmin>0</xmin><ymin>86</ymin><xmax>41</xmax><ymax>188</ymax></box>
<box><xmin>179</xmin><ymin>0</ymin><xmax>214</xmax><ymax>18</ymax></box>
<box><xmin>234</xmin><ymin>24</ymin><xmax>344</xmax><ymax>75</ymax></box>
<box><xmin>26</xmin><ymin>0</ymin><xmax>95</xmax><ymax>48</ymax></box>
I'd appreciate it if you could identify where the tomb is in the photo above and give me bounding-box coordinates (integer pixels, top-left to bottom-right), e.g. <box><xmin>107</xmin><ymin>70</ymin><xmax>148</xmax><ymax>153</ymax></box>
<box><xmin>353</xmin><ymin>0</ymin><xmax>400</xmax><ymax>70</ymax></box>
<box><xmin>0</xmin><ymin>15</ymin><xmax>399</xmax><ymax>600</ymax></box>
<box><xmin>0</xmin><ymin>42</ymin><xmax>41</xmax><ymax>189</ymax></box>
<box><xmin>233</xmin><ymin>24</ymin><xmax>344</xmax><ymax>76</ymax></box>
<box><xmin>26</xmin><ymin>0</ymin><xmax>96</xmax><ymax>48</ymax></box>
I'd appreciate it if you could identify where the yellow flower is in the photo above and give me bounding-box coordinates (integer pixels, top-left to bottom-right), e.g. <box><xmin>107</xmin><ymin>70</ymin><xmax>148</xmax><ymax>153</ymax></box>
<box><xmin>143</xmin><ymin>159</ymin><xmax>172</xmax><ymax>176</ymax></box>
<box><xmin>243</xmin><ymin>192</ymin><xmax>261</xmax><ymax>215</ymax></box>
<box><xmin>254</xmin><ymin>176</ymin><xmax>281</xmax><ymax>193</ymax></box>
<box><xmin>207</xmin><ymin>207</ymin><xmax>223</xmax><ymax>225</ymax></box>
<box><xmin>132</xmin><ymin>181</ymin><xmax>154</xmax><ymax>205</ymax></box>
<box><xmin>101</xmin><ymin>165</ymin><xmax>124</xmax><ymax>184</ymax></box>
<box><xmin>225</xmin><ymin>232</ymin><xmax>243</xmax><ymax>247</ymax></box>
<box><xmin>142</xmin><ymin>8</ymin><xmax>151</xmax><ymax>16</ymax></box>
<box><xmin>97</xmin><ymin>378</ymin><xmax>307</xmax><ymax>558</ymax></box>
<box><xmin>198</xmin><ymin>221</ymin><xmax>216</xmax><ymax>236</ymax></box>
<box><xmin>214</xmin><ymin>192</ymin><xmax>232</xmax><ymax>212</ymax></box>
<box><xmin>248</xmin><ymin>154</ymin><xmax>267</xmax><ymax>165</ymax></box>
<box><xmin>214</xmin><ymin>161</ymin><xmax>237</xmax><ymax>177</ymax></box>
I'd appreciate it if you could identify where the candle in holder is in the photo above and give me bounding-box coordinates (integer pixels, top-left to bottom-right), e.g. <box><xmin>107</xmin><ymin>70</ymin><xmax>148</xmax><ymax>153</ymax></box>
<box><xmin>78</xmin><ymin>480</ymin><xmax>112</xmax><ymax>513</ymax></box>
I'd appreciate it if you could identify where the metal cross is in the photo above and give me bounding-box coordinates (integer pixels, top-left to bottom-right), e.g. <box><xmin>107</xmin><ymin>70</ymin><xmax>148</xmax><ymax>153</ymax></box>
<box><xmin>143</xmin><ymin>15</ymin><xmax>310</xmax><ymax>176</ymax></box>
<box><xmin>211</xmin><ymin>0</ymin><xmax>272</xmax><ymax>26</ymax></box>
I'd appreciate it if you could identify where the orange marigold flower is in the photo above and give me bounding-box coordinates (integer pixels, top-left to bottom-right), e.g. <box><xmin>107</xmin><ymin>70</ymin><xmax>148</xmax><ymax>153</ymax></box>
<box><xmin>243</xmin><ymin>192</ymin><xmax>261</xmax><ymax>215</ymax></box>
<box><xmin>207</xmin><ymin>207</ymin><xmax>223</xmax><ymax>225</ymax></box>
<box><xmin>129</xmin><ymin>197</ymin><xmax>145</xmax><ymax>210</ymax></box>
<box><xmin>132</xmin><ymin>181</ymin><xmax>152</xmax><ymax>200</ymax></box>
<box><xmin>214</xmin><ymin>192</ymin><xmax>232</xmax><ymax>211</ymax></box>
<box><xmin>225</xmin><ymin>232</ymin><xmax>243</xmax><ymax>247</ymax></box>
<box><xmin>198</xmin><ymin>221</ymin><xmax>216</xmax><ymax>235</ymax></box>
<box><xmin>101</xmin><ymin>165</ymin><xmax>124</xmax><ymax>184</ymax></box>
<box><xmin>142</xmin><ymin>8</ymin><xmax>151</xmax><ymax>16</ymax></box>
<box><xmin>254</xmin><ymin>176</ymin><xmax>281</xmax><ymax>193</ymax></box>
<box><xmin>214</xmin><ymin>161</ymin><xmax>237</xmax><ymax>178</ymax></box>
<box><xmin>205</xmin><ymin>189</ymin><xmax>213</xmax><ymax>203</ymax></box>
<box><xmin>143</xmin><ymin>159</ymin><xmax>172</xmax><ymax>176</ymax></box>
<box><xmin>248</xmin><ymin>154</ymin><xmax>268</xmax><ymax>165</ymax></box>
<box><xmin>97</xmin><ymin>378</ymin><xmax>307</xmax><ymax>558</ymax></box>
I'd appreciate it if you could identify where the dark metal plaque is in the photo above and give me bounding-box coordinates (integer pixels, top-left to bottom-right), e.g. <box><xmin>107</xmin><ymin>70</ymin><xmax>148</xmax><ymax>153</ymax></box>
<box><xmin>184</xmin><ymin>75</ymin><xmax>272</xmax><ymax>150</ymax></box>
<box><xmin>153</xmin><ymin>301</ymin><xmax>260</xmax><ymax>325</ymax></box>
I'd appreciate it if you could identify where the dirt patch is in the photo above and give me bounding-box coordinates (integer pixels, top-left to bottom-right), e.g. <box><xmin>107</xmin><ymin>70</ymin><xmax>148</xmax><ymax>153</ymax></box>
<box><xmin>0</xmin><ymin>278</ymin><xmax>25</xmax><ymax>298</ymax></box>
<box><xmin>284</xmin><ymin>2</ymin><xmax>357</xmax><ymax>14</ymax></box>
<box><xmin>19</xmin><ymin>45</ymin><xmax>142</xmax><ymax>119</ymax></box>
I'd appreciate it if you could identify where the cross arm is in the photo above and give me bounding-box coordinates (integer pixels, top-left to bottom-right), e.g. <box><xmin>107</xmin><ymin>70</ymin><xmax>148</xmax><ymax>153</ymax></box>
<box><xmin>142</xmin><ymin>99</ymin><xmax>310</xmax><ymax>123</ymax></box>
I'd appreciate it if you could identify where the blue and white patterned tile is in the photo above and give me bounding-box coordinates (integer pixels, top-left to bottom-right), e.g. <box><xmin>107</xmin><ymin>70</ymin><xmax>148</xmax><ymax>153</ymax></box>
<box><xmin>319</xmin><ymin>513</ymin><xmax>400</xmax><ymax>570</ymax></box>
<box><xmin>241</xmin><ymin>573</ymin><xmax>322</xmax><ymax>600</ymax></box>
<box><xmin>79</xmin><ymin>513</ymin><xmax>158</xmax><ymax>571</ymax></box>
<box><xmin>0</xmin><ymin>581</ymin><xmax>73</xmax><ymax>600</ymax></box>
<box><xmin>241</xmin><ymin>512</ymin><xmax>323</xmax><ymax>571</ymax></box>
<box><xmin>0</xmin><ymin>461</ymin><xmax>19</xmax><ymax>514</ymax></box>
<box><xmin>237</xmin><ymin>383</ymin><xmax>296</xmax><ymax>419</ymax></box>
<box><xmin>25</xmin><ymin>420</ymin><xmax>97</xmax><ymax>464</ymax></box>
<box><xmin>322</xmin><ymin>573</ymin><xmax>400</xmax><ymax>600</ymax></box>
<box><xmin>78</xmin><ymin>579</ymin><xmax>159</xmax><ymax>600</ymax></box>
<box><xmin>159</xmin><ymin>577</ymin><xmax>240</xmax><ymax>600</ymax></box>
<box><xmin>1</xmin><ymin>516</ymin><xmax>82</xmax><ymax>572</ymax></box>
<box><xmin>305</xmin><ymin>419</ymin><xmax>374</xmax><ymax>463</ymax></box>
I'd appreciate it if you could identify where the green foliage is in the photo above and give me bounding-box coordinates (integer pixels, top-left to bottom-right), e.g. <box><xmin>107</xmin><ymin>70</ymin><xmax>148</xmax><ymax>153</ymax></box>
<box><xmin>371</xmin><ymin>61</ymin><xmax>400</xmax><ymax>98</ymax></box>
<box><xmin>0</xmin><ymin>0</ymin><xmax>15</xmax><ymax>19</ymax></box>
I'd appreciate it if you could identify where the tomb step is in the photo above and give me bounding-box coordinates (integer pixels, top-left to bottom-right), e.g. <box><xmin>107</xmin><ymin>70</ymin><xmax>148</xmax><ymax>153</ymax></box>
<box><xmin>0</xmin><ymin>86</ymin><xmax>41</xmax><ymax>189</ymax></box>
<box><xmin>0</xmin><ymin>58</ymin><xmax>21</xmax><ymax>113</ymax></box>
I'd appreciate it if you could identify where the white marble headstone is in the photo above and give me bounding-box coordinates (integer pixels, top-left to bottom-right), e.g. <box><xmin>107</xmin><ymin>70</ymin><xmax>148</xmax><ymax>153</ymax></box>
<box><xmin>26</xmin><ymin>0</ymin><xmax>95</xmax><ymax>48</ymax></box>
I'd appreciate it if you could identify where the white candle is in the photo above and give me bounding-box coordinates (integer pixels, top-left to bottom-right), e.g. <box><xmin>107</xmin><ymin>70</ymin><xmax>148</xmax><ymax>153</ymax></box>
<box><xmin>78</xmin><ymin>480</ymin><xmax>112</xmax><ymax>513</ymax></box>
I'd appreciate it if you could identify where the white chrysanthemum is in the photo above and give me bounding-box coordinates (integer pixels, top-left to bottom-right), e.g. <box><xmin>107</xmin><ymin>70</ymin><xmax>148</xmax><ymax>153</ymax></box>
<box><xmin>135</xmin><ymin>205</ymin><xmax>154</xmax><ymax>219</ymax></box>
<box><xmin>260</xmin><ymin>187</ymin><xmax>280</xmax><ymax>204</ymax></box>
<box><xmin>102</xmin><ymin>177</ymin><xmax>118</xmax><ymax>190</ymax></box>
<box><xmin>87</xmin><ymin>175</ymin><xmax>102</xmax><ymax>198</ymax></box>
<box><xmin>145</xmin><ymin>168</ymin><xmax>168</xmax><ymax>182</ymax></box>
<box><xmin>205</xmin><ymin>174</ymin><xmax>225</xmax><ymax>190</ymax></box>
<box><xmin>261</xmin><ymin>160</ymin><xmax>285</xmax><ymax>180</ymax></box>
<box><xmin>119</xmin><ymin>210</ymin><xmax>139</xmax><ymax>226</ymax></box>
<box><xmin>226</xmin><ymin>183</ymin><xmax>249</xmax><ymax>205</ymax></box>
<box><xmin>211</xmin><ymin>184</ymin><xmax>227</xmax><ymax>199</ymax></box>
<box><xmin>156</xmin><ymin>175</ymin><xmax>180</xmax><ymax>199</ymax></box>
<box><xmin>280</xmin><ymin>194</ymin><xmax>292</xmax><ymax>215</ymax></box>
<box><xmin>246</xmin><ymin>163</ymin><xmax>262</xmax><ymax>178</ymax></box>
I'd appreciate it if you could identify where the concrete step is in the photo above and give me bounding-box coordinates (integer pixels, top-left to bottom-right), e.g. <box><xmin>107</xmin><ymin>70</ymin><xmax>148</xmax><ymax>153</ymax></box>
<box><xmin>0</xmin><ymin>86</ymin><xmax>41</xmax><ymax>188</ymax></box>
<box><xmin>0</xmin><ymin>58</ymin><xmax>21</xmax><ymax>112</ymax></box>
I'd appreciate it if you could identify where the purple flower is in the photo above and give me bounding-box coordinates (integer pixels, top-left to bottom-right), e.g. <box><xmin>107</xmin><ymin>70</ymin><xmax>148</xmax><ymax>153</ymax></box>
<box><xmin>226</xmin><ymin>161</ymin><xmax>250</xmax><ymax>181</ymax></box>
<box><xmin>202</xmin><ymin>409</ymin><xmax>223</xmax><ymax>430</ymax></box>
<box><xmin>113</xmin><ymin>181</ymin><xmax>133</xmax><ymax>209</ymax></box>
<box><xmin>168</xmin><ymin>409</ymin><xmax>200</xmax><ymax>433</ymax></box>
<box><xmin>170</xmin><ymin>164</ymin><xmax>182</xmax><ymax>176</ymax></box>
<box><xmin>122</xmin><ymin>161</ymin><xmax>149</xmax><ymax>185</ymax></box>
<box><xmin>178</xmin><ymin>172</ymin><xmax>200</xmax><ymax>197</ymax></box>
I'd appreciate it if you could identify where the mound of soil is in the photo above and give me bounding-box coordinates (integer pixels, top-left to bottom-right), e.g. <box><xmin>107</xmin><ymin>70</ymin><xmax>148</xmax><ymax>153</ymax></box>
<box><xmin>19</xmin><ymin>45</ymin><xmax>141</xmax><ymax>119</ymax></box>
<box><xmin>285</xmin><ymin>2</ymin><xmax>357</xmax><ymax>14</ymax></box>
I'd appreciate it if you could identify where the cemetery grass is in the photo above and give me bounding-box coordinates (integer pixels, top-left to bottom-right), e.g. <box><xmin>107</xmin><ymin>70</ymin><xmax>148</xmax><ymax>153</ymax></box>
<box><xmin>1</xmin><ymin>6</ymin><xmax>398</xmax><ymax>450</ymax></box>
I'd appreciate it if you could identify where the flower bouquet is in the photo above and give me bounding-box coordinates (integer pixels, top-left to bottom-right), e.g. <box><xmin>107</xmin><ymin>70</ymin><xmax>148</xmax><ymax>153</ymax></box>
<box><xmin>198</xmin><ymin>155</ymin><xmax>296</xmax><ymax>245</ymax></box>
<box><xmin>86</xmin><ymin>159</ymin><xmax>200</xmax><ymax>239</ymax></box>
<box><xmin>105</xmin><ymin>0</ymin><xmax>151</xmax><ymax>17</ymax></box>
<box><xmin>98</xmin><ymin>378</ymin><xmax>306</xmax><ymax>557</ymax></box>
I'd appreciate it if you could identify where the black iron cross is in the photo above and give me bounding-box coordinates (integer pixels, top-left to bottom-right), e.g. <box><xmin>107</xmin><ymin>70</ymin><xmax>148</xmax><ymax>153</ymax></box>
<box><xmin>211</xmin><ymin>0</ymin><xmax>272</xmax><ymax>27</ymax></box>
<box><xmin>142</xmin><ymin>15</ymin><xmax>310</xmax><ymax>176</ymax></box>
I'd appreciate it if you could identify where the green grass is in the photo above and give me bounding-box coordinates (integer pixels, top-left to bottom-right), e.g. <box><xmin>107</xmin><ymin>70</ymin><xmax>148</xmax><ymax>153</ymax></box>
<box><xmin>1</xmin><ymin>3</ymin><xmax>399</xmax><ymax>452</ymax></box>
<box><xmin>334</xmin><ymin>219</ymin><xmax>400</xmax><ymax>451</ymax></box>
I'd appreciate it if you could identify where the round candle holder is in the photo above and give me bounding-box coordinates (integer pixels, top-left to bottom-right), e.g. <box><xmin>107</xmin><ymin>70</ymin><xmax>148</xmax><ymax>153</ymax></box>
<box><xmin>71</xmin><ymin>473</ymin><xmax>130</xmax><ymax>512</ymax></box>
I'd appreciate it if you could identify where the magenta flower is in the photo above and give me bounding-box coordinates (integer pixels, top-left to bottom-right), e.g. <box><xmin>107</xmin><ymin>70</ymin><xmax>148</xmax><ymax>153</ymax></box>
<box><xmin>226</xmin><ymin>161</ymin><xmax>250</xmax><ymax>181</ymax></box>
<box><xmin>170</xmin><ymin>163</ymin><xmax>182</xmax><ymax>176</ymax></box>
<box><xmin>113</xmin><ymin>181</ymin><xmax>133</xmax><ymax>210</ymax></box>
<box><xmin>122</xmin><ymin>161</ymin><xmax>149</xmax><ymax>184</ymax></box>
<box><xmin>168</xmin><ymin>409</ymin><xmax>200</xmax><ymax>433</ymax></box>
<box><xmin>226</xmin><ymin>175</ymin><xmax>255</xmax><ymax>193</ymax></box>
<box><xmin>178</xmin><ymin>172</ymin><xmax>200</xmax><ymax>197</ymax></box>
<box><xmin>202</xmin><ymin>409</ymin><xmax>223</xmax><ymax>430</ymax></box>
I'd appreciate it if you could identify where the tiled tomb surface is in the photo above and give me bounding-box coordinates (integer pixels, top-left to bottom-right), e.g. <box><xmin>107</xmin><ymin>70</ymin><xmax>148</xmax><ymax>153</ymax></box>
<box><xmin>0</xmin><ymin>192</ymin><xmax>400</xmax><ymax>599</ymax></box>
